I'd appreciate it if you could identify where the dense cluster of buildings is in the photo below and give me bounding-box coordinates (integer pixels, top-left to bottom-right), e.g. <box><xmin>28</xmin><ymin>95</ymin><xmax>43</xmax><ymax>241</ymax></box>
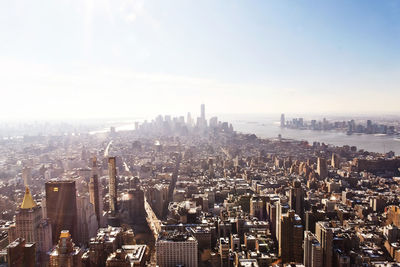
<box><xmin>0</xmin><ymin>105</ymin><xmax>399</xmax><ymax>266</ymax></box>
<box><xmin>280</xmin><ymin>114</ymin><xmax>399</xmax><ymax>135</ymax></box>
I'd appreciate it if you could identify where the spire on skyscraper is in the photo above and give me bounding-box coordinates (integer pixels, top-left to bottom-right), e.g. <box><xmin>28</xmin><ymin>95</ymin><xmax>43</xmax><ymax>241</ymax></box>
<box><xmin>20</xmin><ymin>187</ymin><xmax>37</xmax><ymax>209</ymax></box>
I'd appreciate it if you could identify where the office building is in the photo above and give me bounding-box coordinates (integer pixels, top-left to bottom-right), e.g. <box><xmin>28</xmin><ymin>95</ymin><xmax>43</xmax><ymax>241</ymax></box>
<box><xmin>305</xmin><ymin>206</ymin><xmax>325</xmax><ymax>234</ymax></box>
<box><xmin>89</xmin><ymin>173</ymin><xmax>101</xmax><ymax>228</ymax></box>
<box><xmin>198</xmin><ymin>104</ymin><xmax>207</xmax><ymax>128</ymax></box>
<box><xmin>127</xmin><ymin>177</ymin><xmax>145</xmax><ymax>224</ymax></box>
<box><xmin>276</xmin><ymin>200</ymin><xmax>290</xmax><ymax>241</ymax></box>
<box><xmin>187</xmin><ymin>112</ymin><xmax>193</xmax><ymax>127</ymax></box>
<box><xmin>280</xmin><ymin>210</ymin><xmax>303</xmax><ymax>263</ymax></box>
<box><xmin>315</xmin><ymin>221</ymin><xmax>333</xmax><ymax>267</ymax></box>
<box><xmin>289</xmin><ymin>180</ymin><xmax>305</xmax><ymax>220</ymax></box>
<box><xmin>304</xmin><ymin>231</ymin><xmax>322</xmax><ymax>267</ymax></box>
<box><xmin>219</xmin><ymin>237</ymin><xmax>230</xmax><ymax>267</ymax></box>
<box><xmin>90</xmin><ymin>157</ymin><xmax>103</xmax><ymax>228</ymax></box>
<box><xmin>281</xmin><ymin>113</ymin><xmax>285</xmax><ymax>127</ymax></box>
<box><xmin>49</xmin><ymin>230</ymin><xmax>82</xmax><ymax>267</ymax></box>
<box><xmin>81</xmin><ymin>226</ymin><xmax>124</xmax><ymax>267</ymax></box>
<box><xmin>156</xmin><ymin>231</ymin><xmax>198</xmax><ymax>267</ymax></box>
<box><xmin>331</xmin><ymin>154</ymin><xmax>339</xmax><ymax>168</ymax></box>
<box><xmin>147</xmin><ymin>184</ymin><xmax>169</xmax><ymax>219</ymax></box>
<box><xmin>250</xmin><ymin>197</ymin><xmax>264</xmax><ymax>220</ymax></box>
<box><xmin>76</xmin><ymin>194</ymin><xmax>98</xmax><ymax>244</ymax></box>
<box><xmin>108</xmin><ymin>157</ymin><xmax>118</xmax><ymax>214</ymax></box>
<box><xmin>8</xmin><ymin>187</ymin><xmax>52</xmax><ymax>263</ymax></box>
<box><xmin>45</xmin><ymin>180</ymin><xmax>78</xmax><ymax>244</ymax></box>
<box><xmin>317</xmin><ymin>158</ymin><xmax>328</xmax><ymax>179</ymax></box>
<box><xmin>4</xmin><ymin>238</ymin><xmax>36</xmax><ymax>267</ymax></box>
<box><xmin>201</xmin><ymin>104</ymin><xmax>205</xmax><ymax>121</ymax></box>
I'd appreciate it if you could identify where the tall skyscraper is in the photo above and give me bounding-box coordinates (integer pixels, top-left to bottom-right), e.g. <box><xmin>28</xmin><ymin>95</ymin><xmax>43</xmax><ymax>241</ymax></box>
<box><xmin>279</xmin><ymin>210</ymin><xmax>303</xmax><ymax>263</ymax></box>
<box><xmin>275</xmin><ymin>200</ymin><xmax>290</xmax><ymax>241</ymax></box>
<box><xmin>304</xmin><ymin>231</ymin><xmax>323</xmax><ymax>267</ymax></box>
<box><xmin>201</xmin><ymin>103</ymin><xmax>205</xmax><ymax>121</ymax></box>
<box><xmin>49</xmin><ymin>230</ymin><xmax>82</xmax><ymax>267</ymax></box>
<box><xmin>315</xmin><ymin>221</ymin><xmax>333</xmax><ymax>267</ymax></box>
<box><xmin>331</xmin><ymin>153</ymin><xmax>339</xmax><ymax>168</ymax></box>
<box><xmin>108</xmin><ymin>157</ymin><xmax>117</xmax><ymax>214</ymax></box>
<box><xmin>280</xmin><ymin>113</ymin><xmax>285</xmax><ymax>127</ymax></box>
<box><xmin>76</xmin><ymin>194</ymin><xmax>98</xmax><ymax>245</ymax></box>
<box><xmin>305</xmin><ymin>206</ymin><xmax>325</xmax><ymax>234</ymax></box>
<box><xmin>289</xmin><ymin>180</ymin><xmax>305</xmax><ymax>220</ymax></box>
<box><xmin>127</xmin><ymin>177</ymin><xmax>145</xmax><ymax>224</ymax></box>
<box><xmin>186</xmin><ymin>112</ymin><xmax>193</xmax><ymax>127</ymax></box>
<box><xmin>317</xmin><ymin>157</ymin><xmax>328</xmax><ymax>179</ymax></box>
<box><xmin>45</xmin><ymin>180</ymin><xmax>78</xmax><ymax>244</ymax></box>
<box><xmin>89</xmin><ymin>174</ymin><xmax>101</xmax><ymax>228</ymax></box>
<box><xmin>9</xmin><ymin>187</ymin><xmax>52</xmax><ymax>263</ymax></box>
<box><xmin>219</xmin><ymin>237</ymin><xmax>229</xmax><ymax>267</ymax></box>
<box><xmin>90</xmin><ymin>156</ymin><xmax>103</xmax><ymax>228</ymax></box>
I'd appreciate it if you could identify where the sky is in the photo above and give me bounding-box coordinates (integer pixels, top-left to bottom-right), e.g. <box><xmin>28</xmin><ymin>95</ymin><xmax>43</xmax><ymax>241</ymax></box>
<box><xmin>0</xmin><ymin>0</ymin><xmax>399</xmax><ymax>120</ymax></box>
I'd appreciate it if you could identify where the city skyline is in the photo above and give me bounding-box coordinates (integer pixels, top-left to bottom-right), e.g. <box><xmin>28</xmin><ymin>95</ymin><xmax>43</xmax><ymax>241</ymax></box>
<box><xmin>1</xmin><ymin>0</ymin><xmax>400</xmax><ymax>119</ymax></box>
<box><xmin>2</xmin><ymin>1</ymin><xmax>400</xmax><ymax>266</ymax></box>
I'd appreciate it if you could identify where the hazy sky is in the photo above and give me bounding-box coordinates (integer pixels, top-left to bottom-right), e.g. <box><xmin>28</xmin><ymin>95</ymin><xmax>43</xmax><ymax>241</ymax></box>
<box><xmin>0</xmin><ymin>0</ymin><xmax>399</xmax><ymax>119</ymax></box>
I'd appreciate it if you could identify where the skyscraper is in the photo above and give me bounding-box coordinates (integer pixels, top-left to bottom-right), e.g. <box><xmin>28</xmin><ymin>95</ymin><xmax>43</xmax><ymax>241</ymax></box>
<box><xmin>186</xmin><ymin>112</ymin><xmax>193</xmax><ymax>127</ymax></box>
<box><xmin>331</xmin><ymin>153</ymin><xmax>339</xmax><ymax>168</ymax></box>
<box><xmin>90</xmin><ymin>156</ymin><xmax>103</xmax><ymax>228</ymax></box>
<box><xmin>289</xmin><ymin>180</ymin><xmax>305</xmax><ymax>220</ymax></box>
<box><xmin>49</xmin><ymin>230</ymin><xmax>82</xmax><ymax>267</ymax></box>
<box><xmin>198</xmin><ymin>103</ymin><xmax>207</xmax><ymax>129</ymax></box>
<box><xmin>279</xmin><ymin>210</ymin><xmax>303</xmax><ymax>263</ymax></box>
<box><xmin>9</xmin><ymin>187</ymin><xmax>52</xmax><ymax>263</ymax></box>
<box><xmin>317</xmin><ymin>157</ymin><xmax>328</xmax><ymax>179</ymax></box>
<box><xmin>127</xmin><ymin>177</ymin><xmax>145</xmax><ymax>224</ymax></box>
<box><xmin>280</xmin><ymin>113</ymin><xmax>285</xmax><ymax>127</ymax></box>
<box><xmin>275</xmin><ymin>200</ymin><xmax>290</xmax><ymax>241</ymax></box>
<box><xmin>89</xmin><ymin>174</ymin><xmax>101</xmax><ymax>228</ymax></box>
<box><xmin>201</xmin><ymin>103</ymin><xmax>205</xmax><ymax>121</ymax></box>
<box><xmin>315</xmin><ymin>221</ymin><xmax>333</xmax><ymax>267</ymax></box>
<box><xmin>304</xmin><ymin>231</ymin><xmax>323</xmax><ymax>267</ymax></box>
<box><xmin>14</xmin><ymin>187</ymin><xmax>40</xmax><ymax>243</ymax></box>
<box><xmin>45</xmin><ymin>180</ymin><xmax>78</xmax><ymax>244</ymax></box>
<box><xmin>76</xmin><ymin>194</ymin><xmax>98</xmax><ymax>245</ymax></box>
<box><xmin>108</xmin><ymin>157</ymin><xmax>117</xmax><ymax>214</ymax></box>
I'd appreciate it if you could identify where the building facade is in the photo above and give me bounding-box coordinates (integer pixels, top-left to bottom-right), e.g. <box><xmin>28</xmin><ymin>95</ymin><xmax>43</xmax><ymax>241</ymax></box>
<box><xmin>49</xmin><ymin>230</ymin><xmax>82</xmax><ymax>267</ymax></box>
<box><xmin>45</xmin><ymin>180</ymin><xmax>78</xmax><ymax>244</ymax></box>
<box><xmin>156</xmin><ymin>231</ymin><xmax>198</xmax><ymax>267</ymax></box>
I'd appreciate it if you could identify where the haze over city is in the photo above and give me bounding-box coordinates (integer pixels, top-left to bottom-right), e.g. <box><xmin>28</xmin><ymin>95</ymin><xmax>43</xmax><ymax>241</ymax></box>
<box><xmin>1</xmin><ymin>0</ymin><xmax>400</xmax><ymax>119</ymax></box>
<box><xmin>2</xmin><ymin>1</ymin><xmax>400</xmax><ymax>267</ymax></box>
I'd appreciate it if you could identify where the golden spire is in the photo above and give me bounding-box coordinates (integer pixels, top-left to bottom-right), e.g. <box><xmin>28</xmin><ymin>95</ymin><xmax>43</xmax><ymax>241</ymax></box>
<box><xmin>20</xmin><ymin>187</ymin><xmax>37</xmax><ymax>209</ymax></box>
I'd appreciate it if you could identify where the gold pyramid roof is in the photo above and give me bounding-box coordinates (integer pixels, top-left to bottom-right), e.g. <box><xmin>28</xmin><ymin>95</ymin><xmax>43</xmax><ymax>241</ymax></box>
<box><xmin>20</xmin><ymin>187</ymin><xmax>37</xmax><ymax>209</ymax></box>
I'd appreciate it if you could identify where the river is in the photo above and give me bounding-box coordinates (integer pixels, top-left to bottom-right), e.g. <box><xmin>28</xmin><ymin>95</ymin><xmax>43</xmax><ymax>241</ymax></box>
<box><xmin>220</xmin><ymin>115</ymin><xmax>400</xmax><ymax>155</ymax></box>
